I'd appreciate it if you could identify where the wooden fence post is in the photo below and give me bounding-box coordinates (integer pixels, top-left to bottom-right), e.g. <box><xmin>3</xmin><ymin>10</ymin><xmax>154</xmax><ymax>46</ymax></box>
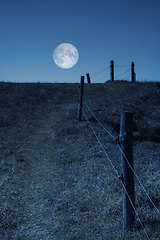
<box><xmin>134</xmin><ymin>72</ymin><xmax>136</xmax><ymax>83</ymax></box>
<box><xmin>110</xmin><ymin>60</ymin><xmax>114</xmax><ymax>81</ymax></box>
<box><xmin>119</xmin><ymin>111</ymin><xmax>135</xmax><ymax>230</ymax></box>
<box><xmin>78</xmin><ymin>76</ymin><xmax>84</xmax><ymax>121</ymax></box>
<box><xmin>131</xmin><ymin>62</ymin><xmax>135</xmax><ymax>83</ymax></box>
<box><xmin>86</xmin><ymin>73</ymin><xmax>91</xmax><ymax>83</ymax></box>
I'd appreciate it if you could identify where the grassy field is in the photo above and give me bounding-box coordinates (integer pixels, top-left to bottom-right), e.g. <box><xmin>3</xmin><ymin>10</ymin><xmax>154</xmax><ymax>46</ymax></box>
<box><xmin>0</xmin><ymin>81</ymin><xmax>160</xmax><ymax>239</ymax></box>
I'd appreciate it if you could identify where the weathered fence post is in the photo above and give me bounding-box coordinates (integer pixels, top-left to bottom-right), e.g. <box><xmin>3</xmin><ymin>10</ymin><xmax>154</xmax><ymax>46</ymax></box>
<box><xmin>134</xmin><ymin>72</ymin><xmax>136</xmax><ymax>83</ymax></box>
<box><xmin>110</xmin><ymin>60</ymin><xmax>114</xmax><ymax>81</ymax></box>
<box><xmin>119</xmin><ymin>111</ymin><xmax>135</xmax><ymax>230</ymax></box>
<box><xmin>131</xmin><ymin>62</ymin><xmax>135</xmax><ymax>83</ymax></box>
<box><xmin>78</xmin><ymin>76</ymin><xmax>84</xmax><ymax>121</ymax></box>
<box><xmin>86</xmin><ymin>73</ymin><xmax>91</xmax><ymax>83</ymax></box>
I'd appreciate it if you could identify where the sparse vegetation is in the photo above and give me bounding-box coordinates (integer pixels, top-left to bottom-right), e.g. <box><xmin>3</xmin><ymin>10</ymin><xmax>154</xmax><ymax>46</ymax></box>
<box><xmin>0</xmin><ymin>81</ymin><xmax>160</xmax><ymax>239</ymax></box>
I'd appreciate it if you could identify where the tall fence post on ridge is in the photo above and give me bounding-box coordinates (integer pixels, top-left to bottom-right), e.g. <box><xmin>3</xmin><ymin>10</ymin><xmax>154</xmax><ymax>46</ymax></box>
<box><xmin>119</xmin><ymin>111</ymin><xmax>135</xmax><ymax>230</ymax></box>
<box><xmin>110</xmin><ymin>60</ymin><xmax>114</xmax><ymax>81</ymax></box>
<box><xmin>86</xmin><ymin>73</ymin><xmax>91</xmax><ymax>83</ymax></box>
<box><xmin>78</xmin><ymin>76</ymin><xmax>84</xmax><ymax>121</ymax></box>
<box><xmin>131</xmin><ymin>62</ymin><xmax>136</xmax><ymax>83</ymax></box>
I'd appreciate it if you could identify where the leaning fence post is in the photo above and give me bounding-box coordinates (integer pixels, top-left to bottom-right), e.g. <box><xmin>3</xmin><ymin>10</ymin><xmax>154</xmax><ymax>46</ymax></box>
<box><xmin>86</xmin><ymin>73</ymin><xmax>91</xmax><ymax>83</ymax></box>
<box><xmin>78</xmin><ymin>76</ymin><xmax>84</xmax><ymax>121</ymax></box>
<box><xmin>110</xmin><ymin>60</ymin><xmax>114</xmax><ymax>81</ymax></box>
<box><xmin>119</xmin><ymin>111</ymin><xmax>135</xmax><ymax>230</ymax></box>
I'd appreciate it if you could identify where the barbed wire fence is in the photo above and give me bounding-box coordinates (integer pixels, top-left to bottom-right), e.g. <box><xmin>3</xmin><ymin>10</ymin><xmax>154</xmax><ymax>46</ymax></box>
<box><xmin>78</xmin><ymin>75</ymin><xmax>160</xmax><ymax>239</ymax></box>
<box><xmin>82</xmin><ymin>97</ymin><xmax>160</xmax><ymax>215</ymax></box>
<box><xmin>86</xmin><ymin>60</ymin><xmax>135</xmax><ymax>83</ymax></box>
<box><xmin>82</xmin><ymin>107</ymin><xmax>150</xmax><ymax>240</ymax></box>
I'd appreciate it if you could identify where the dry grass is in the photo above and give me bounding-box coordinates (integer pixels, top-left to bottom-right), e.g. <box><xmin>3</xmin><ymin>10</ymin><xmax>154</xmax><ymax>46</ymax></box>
<box><xmin>0</xmin><ymin>81</ymin><xmax>160</xmax><ymax>239</ymax></box>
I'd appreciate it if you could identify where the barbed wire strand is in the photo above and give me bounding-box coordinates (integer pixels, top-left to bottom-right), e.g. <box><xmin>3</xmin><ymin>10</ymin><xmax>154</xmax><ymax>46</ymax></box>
<box><xmin>82</xmin><ymin>108</ymin><xmax>119</xmax><ymax>176</ymax></box>
<box><xmin>81</xmin><ymin>108</ymin><xmax>150</xmax><ymax>240</ymax></box>
<box><xmin>83</xmin><ymin>98</ymin><xmax>117</xmax><ymax>141</ymax></box>
<box><xmin>121</xmin><ymin>182</ymin><xmax>150</xmax><ymax>240</ymax></box>
<box><xmin>114</xmin><ymin>69</ymin><xmax>131</xmax><ymax>79</ymax></box>
<box><xmin>115</xmin><ymin>65</ymin><xmax>130</xmax><ymax>68</ymax></box>
<box><xmin>81</xmin><ymin>93</ymin><xmax>160</xmax><ymax>215</ymax></box>
<box><xmin>94</xmin><ymin>73</ymin><xmax>110</xmax><ymax>83</ymax></box>
<box><xmin>117</xmin><ymin>143</ymin><xmax>160</xmax><ymax>215</ymax></box>
<box><xmin>154</xmin><ymin>88</ymin><xmax>160</xmax><ymax>95</ymax></box>
<box><xmin>91</xmin><ymin>66</ymin><xmax>110</xmax><ymax>79</ymax></box>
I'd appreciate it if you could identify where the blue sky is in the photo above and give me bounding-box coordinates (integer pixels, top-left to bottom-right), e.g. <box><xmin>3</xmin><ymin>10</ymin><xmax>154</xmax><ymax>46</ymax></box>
<box><xmin>0</xmin><ymin>0</ymin><xmax>160</xmax><ymax>83</ymax></box>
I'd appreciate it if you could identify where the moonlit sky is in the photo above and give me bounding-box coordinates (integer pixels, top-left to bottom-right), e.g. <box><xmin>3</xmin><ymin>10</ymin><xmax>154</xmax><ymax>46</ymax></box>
<box><xmin>0</xmin><ymin>0</ymin><xmax>160</xmax><ymax>83</ymax></box>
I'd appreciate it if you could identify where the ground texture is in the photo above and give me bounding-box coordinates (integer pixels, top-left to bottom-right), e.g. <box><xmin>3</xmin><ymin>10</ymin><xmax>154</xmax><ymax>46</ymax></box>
<box><xmin>0</xmin><ymin>81</ymin><xmax>160</xmax><ymax>239</ymax></box>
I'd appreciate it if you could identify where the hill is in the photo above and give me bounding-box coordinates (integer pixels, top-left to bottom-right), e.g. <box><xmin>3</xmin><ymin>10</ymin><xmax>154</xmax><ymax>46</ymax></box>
<box><xmin>0</xmin><ymin>81</ymin><xmax>160</xmax><ymax>239</ymax></box>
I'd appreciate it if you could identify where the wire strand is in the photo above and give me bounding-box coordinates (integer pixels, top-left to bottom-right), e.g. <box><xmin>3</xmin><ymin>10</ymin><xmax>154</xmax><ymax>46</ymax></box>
<box><xmin>94</xmin><ymin>73</ymin><xmax>110</xmax><ymax>83</ymax></box>
<box><xmin>121</xmin><ymin>182</ymin><xmax>150</xmax><ymax>240</ymax></box>
<box><xmin>79</xmin><ymin>81</ymin><xmax>160</xmax><ymax>215</ymax></box>
<box><xmin>91</xmin><ymin>66</ymin><xmax>110</xmax><ymax>79</ymax></box>
<box><xmin>83</xmin><ymin>98</ymin><xmax>117</xmax><ymax>141</ymax></box>
<box><xmin>114</xmin><ymin>69</ymin><xmax>131</xmax><ymax>79</ymax></box>
<box><xmin>81</xmin><ymin>108</ymin><xmax>150</xmax><ymax>240</ymax></box>
<box><xmin>117</xmin><ymin>142</ymin><xmax>160</xmax><ymax>215</ymax></box>
<box><xmin>82</xmin><ymin>109</ymin><xmax>120</xmax><ymax>177</ymax></box>
<box><xmin>115</xmin><ymin>65</ymin><xmax>130</xmax><ymax>68</ymax></box>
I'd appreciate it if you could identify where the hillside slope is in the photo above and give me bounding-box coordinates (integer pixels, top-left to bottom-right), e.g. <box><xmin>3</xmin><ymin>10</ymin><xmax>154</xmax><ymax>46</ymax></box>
<box><xmin>0</xmin><ymin>81</ymin><xmax>160</xmax><ymax>239</ymax></box>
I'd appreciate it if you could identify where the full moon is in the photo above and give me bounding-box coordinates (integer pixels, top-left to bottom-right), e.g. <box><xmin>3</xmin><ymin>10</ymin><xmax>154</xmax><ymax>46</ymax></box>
<box><xmin>53</xmin><ymin>43</ymin><xmax>79</xmax><ymax>69</ymax></box>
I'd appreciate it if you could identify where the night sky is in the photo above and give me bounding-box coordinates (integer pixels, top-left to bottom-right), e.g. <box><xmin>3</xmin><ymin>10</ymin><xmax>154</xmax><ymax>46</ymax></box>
<box><xmin>1</xmin><ymin>0</ymin><xmax>160</xmax><ymax>83</ymax></box>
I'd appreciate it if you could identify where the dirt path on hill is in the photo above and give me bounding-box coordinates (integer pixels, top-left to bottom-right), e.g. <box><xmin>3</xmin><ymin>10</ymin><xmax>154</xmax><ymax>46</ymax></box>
<box><xmin>1</xmin><ymin>101</ymin><xmax>118</xmax><ymax>239</ymax></box>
